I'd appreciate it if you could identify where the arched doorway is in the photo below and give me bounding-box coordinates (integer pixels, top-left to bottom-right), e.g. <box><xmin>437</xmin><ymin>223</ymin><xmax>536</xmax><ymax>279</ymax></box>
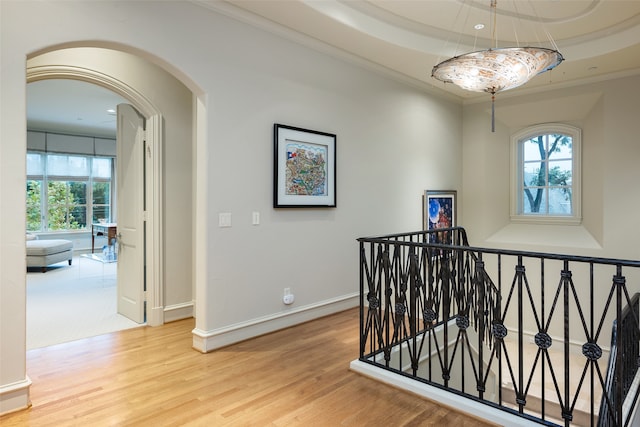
<box><xmin>26</xmin><ymin>45</ymin><xmax>198</xmax><ymax>329</ymax></box>
<box><xmin>25</xmin><ymin>78</ymin><xmax>143</xmax><ymax>348</ymax></box>
<box><xmin>27</xmin><ymin>63</ymin><xmax>165</xmax><ymax>332</ymax></box>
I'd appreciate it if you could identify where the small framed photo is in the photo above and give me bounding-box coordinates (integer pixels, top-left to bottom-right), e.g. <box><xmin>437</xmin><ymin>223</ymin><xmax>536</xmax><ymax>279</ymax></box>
<box><xmin>274</xmin><ymin>124</ymin><xmax>336</xmax><ymax>208</ymax></box>
<box><xmin>423</xmin><ymin>190</ymin><xmax>457</xmax><ymax>239</ymax></box>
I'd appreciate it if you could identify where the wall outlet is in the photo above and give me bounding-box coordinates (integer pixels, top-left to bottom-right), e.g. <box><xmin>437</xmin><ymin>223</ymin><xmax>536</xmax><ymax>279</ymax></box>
<box><xmin>283</xmin><ymin>288</ymin><xmax>294</xmax><ymax>305</ymax></box>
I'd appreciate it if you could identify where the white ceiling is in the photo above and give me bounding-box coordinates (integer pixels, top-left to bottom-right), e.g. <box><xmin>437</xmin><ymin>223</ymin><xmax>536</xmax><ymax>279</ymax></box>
<box><xmin>27</xmin><ymin>79</ymin><xmax>127</xmax><ymax>138</ymax></box>
<box><xmin>209</xmin><ymin>0</ymin><xmax>640</xmax><ymax>98</ymax></box>
<box><xmin>27</xmin><ymin>0</ymin><xmax>640</xmax><ymax>135</ymax></box>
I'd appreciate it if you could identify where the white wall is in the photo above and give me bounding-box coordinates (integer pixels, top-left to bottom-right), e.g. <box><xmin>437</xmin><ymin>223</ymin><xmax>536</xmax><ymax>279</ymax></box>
<box><xmin>0</xmin><ymin>0</ymin><xmax>462</xmax><ymax>413</ymax></box>
<box><xmin>462</xmin><ymin>74</ymin><xmax>640</xmax><ymax>259</ymax></box>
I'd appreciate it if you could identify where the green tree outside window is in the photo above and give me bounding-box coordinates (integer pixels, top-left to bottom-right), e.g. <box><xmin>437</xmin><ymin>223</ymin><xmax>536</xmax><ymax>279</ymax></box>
<box><xmin>27</xmin><ymin>152</ymin><xmax>113</xmax><ymax>232</ymax></box>
<box><xmin>523</xmin><ymin>134</ymin><xmax>572</xmax><ymax>215</ymax></box>
<box><xmin>26</xmin><ymin>180</ymin><xmax>42</xmax><ymax>231</ymax></box>
<box><xmin>47</xmin><ymin>181</ymin><xmax>85</xmax><ymax>230</ymax></box>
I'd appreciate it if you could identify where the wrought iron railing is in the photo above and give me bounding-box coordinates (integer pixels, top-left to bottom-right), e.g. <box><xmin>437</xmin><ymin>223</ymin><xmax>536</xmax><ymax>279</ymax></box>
<box><xmin>357</xmin><ymin>227</ymin><xmax>640</xmax><ymax>427</ymax></box>
<box><xmin>598</xmin><ymin>294</ymin><xmax>640</xmax><ymax>426</ymax></box>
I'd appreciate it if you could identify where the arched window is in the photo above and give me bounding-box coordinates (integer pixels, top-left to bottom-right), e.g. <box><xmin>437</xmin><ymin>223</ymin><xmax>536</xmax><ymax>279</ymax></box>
<box><xmin>511</xmin><ymin>124</ymin><xmax>581</xmax><ymax>224</ymax></box>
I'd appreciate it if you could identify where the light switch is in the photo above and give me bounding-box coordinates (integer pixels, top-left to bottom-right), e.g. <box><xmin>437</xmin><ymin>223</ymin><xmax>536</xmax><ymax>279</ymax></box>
<box><xmin>219</xmin><ymin>212</ymin><xmax>232</xmax><ymax>227</ymax></box>
<box><xmin>252</xmin><ymin>211</ymin><xmax>260</xmax><ymax>225</ymax></box>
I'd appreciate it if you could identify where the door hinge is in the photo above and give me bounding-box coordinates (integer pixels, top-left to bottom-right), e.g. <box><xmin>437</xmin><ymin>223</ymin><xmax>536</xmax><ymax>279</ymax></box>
<box><xmin>143</xmin><ymin>211</ymin><xmax>148</xmax><ymax>221</ymax></box>
<box><xmin>145</xmin><ymin>140</ymin><xmax>152</xmax><ymax>158</ymax></box>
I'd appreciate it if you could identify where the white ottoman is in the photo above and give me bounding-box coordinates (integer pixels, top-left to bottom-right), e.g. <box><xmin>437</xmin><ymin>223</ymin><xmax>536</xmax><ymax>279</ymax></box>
<box><xmin>26</xmin><ymin>239</ymin><xmax>74</xmax><ymax>272</ymax></box>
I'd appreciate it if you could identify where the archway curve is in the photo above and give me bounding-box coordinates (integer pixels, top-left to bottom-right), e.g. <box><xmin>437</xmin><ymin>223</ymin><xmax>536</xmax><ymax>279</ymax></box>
<box><xmin>28</xmin><ymin>40</ymin><xmax>206</xmax><ymax>100</ymax></box>
<box><xmin>27</xmin><ymin>65</ymin><xmax>157</xmax><ymax>119</ymax></box>
<box><xmin>26</xmin><ymin>49</ymin><xmax>169</xmax><ymax>327</ymax></box>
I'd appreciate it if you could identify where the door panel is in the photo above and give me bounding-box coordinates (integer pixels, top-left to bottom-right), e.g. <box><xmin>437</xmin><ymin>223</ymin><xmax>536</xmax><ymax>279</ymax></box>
<box><xmin>116</xmin><ymin>103</ymin><xmax>145</xmax><ymax>323</ymax></box>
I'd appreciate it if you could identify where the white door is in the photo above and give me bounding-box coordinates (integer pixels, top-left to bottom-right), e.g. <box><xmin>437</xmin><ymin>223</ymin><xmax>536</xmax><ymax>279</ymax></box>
<box><xmin>116</xmin><ymin>103</ymin><xmax>145</xmax><ymax>323</ymax></box>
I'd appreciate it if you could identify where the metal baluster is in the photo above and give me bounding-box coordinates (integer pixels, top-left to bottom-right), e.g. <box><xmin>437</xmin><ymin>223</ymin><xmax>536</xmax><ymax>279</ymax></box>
<box><xmin>563</xmin><ymin>261</ymin><xmax>572</xmax><ymax>425</ymax></box>
<box><xmin>517</xmin><ymin>256</ymin><xmax>525</xmax><ymax>413</ymax></box>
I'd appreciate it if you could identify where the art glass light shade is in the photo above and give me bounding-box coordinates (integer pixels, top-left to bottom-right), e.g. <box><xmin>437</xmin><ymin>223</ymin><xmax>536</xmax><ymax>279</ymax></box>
<box><xmin>432</xmin><ymin>47</ymin><xmax>564</xmax><ymax>94</ymax></box>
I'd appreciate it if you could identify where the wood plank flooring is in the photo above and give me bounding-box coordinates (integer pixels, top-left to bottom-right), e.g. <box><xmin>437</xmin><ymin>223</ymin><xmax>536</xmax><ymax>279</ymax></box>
<box><xmin>1</xmin><ymin>308</ymin><xmax>497</xmax><ymax>426</ymax></box>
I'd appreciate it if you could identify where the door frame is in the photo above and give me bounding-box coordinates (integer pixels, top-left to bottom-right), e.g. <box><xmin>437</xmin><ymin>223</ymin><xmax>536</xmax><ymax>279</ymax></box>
<box><xmin>26</xmin><ymin>65</ymin><xmax>165</xmax><ymax>326</ymax></box>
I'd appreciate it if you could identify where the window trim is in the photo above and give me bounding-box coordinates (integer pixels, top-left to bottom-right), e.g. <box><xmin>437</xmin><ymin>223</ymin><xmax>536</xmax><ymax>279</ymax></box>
<box><xmin>510</xmin><ymin>123</ymin><xmax>582</xmax><ymax>225</ymax></box>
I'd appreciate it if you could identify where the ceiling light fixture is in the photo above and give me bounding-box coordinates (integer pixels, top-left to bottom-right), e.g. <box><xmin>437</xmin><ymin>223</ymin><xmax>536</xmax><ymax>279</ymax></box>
<box><xmin>431</xmin><ymin>0</ymin><xmax>563</xmax><ymax>132</ymax></box>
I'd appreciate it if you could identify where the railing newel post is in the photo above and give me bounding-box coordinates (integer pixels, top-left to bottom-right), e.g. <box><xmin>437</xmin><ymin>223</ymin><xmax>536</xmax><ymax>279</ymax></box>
<box><xmin>358</xmin><ymin>240</ymin><xmax>365</xmax><ymax>358</ymax></box>
<box><xmin>615</xmin><ymin>265</ymin><xmax>624</xmax><ymax>427</ymax></box>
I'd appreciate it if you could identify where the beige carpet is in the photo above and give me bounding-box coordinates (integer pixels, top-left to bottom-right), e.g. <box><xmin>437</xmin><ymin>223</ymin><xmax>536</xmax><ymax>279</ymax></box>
<box><xmin>27</xmin><ymin>255</ymin><xmax>142</xmax><ymax>350</ymax></box>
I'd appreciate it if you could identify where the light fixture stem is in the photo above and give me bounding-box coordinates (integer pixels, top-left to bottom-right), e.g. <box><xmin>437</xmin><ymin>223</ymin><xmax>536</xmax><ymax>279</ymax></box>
<box><xmin>491</xmin><ymin>93</ymin><xmax>496</xmax><ymax>132</ymax></box>
<box><xmin>491</xmin><ymin>0</ymin><xmax>497</xmax><ymax>49</ymax></box>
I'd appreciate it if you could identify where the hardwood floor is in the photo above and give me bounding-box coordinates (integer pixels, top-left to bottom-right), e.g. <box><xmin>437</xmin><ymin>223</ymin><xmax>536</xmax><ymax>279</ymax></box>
<box><xmin>1</xmin><ymin>308</ymin><xmax>497</xmax><ymax>426</ymax></box>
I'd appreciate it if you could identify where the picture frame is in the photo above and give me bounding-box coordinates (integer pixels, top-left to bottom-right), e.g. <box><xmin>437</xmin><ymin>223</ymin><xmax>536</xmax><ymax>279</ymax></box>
<box><xmin>274</xmin><ymin>124</ymin><xmax>336</xmax><ymax>208</ymax></box>
<box><xmin>423</xmin><ymin>190</ymin><xmax>457</xmax><ymax>240</ymax></box>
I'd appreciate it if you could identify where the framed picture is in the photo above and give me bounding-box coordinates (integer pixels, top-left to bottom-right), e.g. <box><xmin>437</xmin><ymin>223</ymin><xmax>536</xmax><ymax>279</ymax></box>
<box><xmin>274</xmin><ymin>124</ymin><xmax>336</xmax><ymax>208</ymax></box>
<box><xmin>423</xmin><ymin>190</ymin><xmax>457</xmax><ymax>240</ymax></box>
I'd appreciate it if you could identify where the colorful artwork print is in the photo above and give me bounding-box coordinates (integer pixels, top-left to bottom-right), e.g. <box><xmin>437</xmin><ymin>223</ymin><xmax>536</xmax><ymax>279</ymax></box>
<box><xmin>274</xmin><ymin>124</ymin><xmax>336</xmax><ymax>208</ymax></box>
<box><xmin>285</xmin><ymin>141</ymin><xmax>328</xmax><ymax>196</ymax></box>
<box><xmin>428</xmin><ymin>197</ymin><xmax>452</xmax><ymax>230</ymax></box>
<box><xmin>424</xmin><ymin>191</ymin><xmax>456</xmax><ymax>244</ymax></box>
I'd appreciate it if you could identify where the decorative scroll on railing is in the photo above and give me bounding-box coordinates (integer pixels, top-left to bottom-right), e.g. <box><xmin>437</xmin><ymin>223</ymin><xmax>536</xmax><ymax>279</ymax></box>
<box><xmin>357</xmin><ymin>228</ymin><xmax>640</xmax><ymax>427</ymax></box>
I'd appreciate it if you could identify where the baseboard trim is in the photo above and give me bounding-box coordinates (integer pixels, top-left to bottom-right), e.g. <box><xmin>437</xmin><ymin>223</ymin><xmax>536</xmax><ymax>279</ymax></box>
<box><xmin>163</xmin><ymin>301</ymin><xmax>194</xmax><ymax>323</ymax></box>
<box><xmin>148</xmin><ymin>305</ymin><xmax>164</xmax><ymax>327</ymax></box>
<box><xmin>0</xmin><ymin>376</ymin><xmax>32</xmax><ymax>416</ymax></box>
<box><xmin>349</xmin><ymin>360</ymin><xmax>541</xmax><ymax>427</ymax></box>
<box><xmin>192</xmin><ymin>293</ymin><xmax>358</xmax><ymax>353</ymax></box>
